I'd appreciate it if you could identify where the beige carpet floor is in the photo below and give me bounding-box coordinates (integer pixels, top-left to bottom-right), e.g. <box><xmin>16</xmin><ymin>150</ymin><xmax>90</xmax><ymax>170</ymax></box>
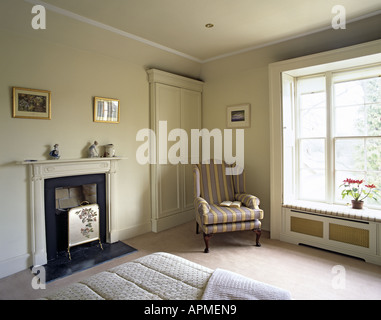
<box><xmin>1</xmin><ymin>221</ymin><xmax>380</xmax><ymax>300</ymax></box>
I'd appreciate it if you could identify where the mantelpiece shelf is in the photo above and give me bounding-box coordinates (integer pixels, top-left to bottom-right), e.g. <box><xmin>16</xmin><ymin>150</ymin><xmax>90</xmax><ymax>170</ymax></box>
<box><xmin>18</xmin><ymin>157</ymin><xmax>125</xmax><ymax>165</ymax></box>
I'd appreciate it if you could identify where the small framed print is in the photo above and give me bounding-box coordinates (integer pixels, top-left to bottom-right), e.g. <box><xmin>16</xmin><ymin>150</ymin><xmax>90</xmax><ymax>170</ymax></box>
<box><xmin>227</xmin><ymin>103</ymin><xmax>251</xmax><ymax>128</ymax></box>
<box><xmin>12</xmin><ymin>87</ymin><xmax>51</xmax><ymax>120</ymax></box>
<box><xmin>94</xmin><ymin>96</ymin><xmax>120</xmax><ymax>123</ymax></box>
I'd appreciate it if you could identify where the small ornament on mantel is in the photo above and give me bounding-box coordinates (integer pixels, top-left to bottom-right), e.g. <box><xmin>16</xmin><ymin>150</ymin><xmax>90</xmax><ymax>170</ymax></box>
<box><xmin>88</xmin><ymin>141</ymin><xmax>99</xmax><ymax>158</ymax></box>
<box><xmin>49</xmin><ymin>144</ymin><xmax>60</xmax><ymax>160</ymax></box>
<box><xmin>104</xmin><ymin>144</ymin><xmax>115</xmax><ymax>157</ymax></box>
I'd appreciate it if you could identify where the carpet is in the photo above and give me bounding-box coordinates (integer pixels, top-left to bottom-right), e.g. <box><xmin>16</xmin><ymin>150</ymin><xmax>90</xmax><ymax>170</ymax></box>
<box><xmin>41</xmin><ymin>241</ymin><xmax>137</xmax><ymax>282</ymax></box>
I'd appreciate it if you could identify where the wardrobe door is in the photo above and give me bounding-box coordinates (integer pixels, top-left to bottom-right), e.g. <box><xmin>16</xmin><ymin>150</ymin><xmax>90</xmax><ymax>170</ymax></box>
<box><xmin>181</xmin><ymin>89</ymin><xmax>201</xmax><ymax>212</ymax></box>
<box><xmin>154</xmin><ymin>83</ymin><xmax>182</xmax><ymax>219</ymax></box>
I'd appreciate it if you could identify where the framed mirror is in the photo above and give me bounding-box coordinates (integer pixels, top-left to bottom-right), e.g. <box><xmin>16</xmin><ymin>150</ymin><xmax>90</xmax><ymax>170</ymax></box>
<box><xmin>94</xmin><ymin>96</ymin><xmax>120</xmax><ymax>123</ymax></box>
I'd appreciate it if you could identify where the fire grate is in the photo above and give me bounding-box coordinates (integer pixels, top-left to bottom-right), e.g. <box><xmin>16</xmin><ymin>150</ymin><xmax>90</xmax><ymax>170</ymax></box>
<box><xmin>68</xmin><ymin>202</ymin><xmax>103</xmax><ymax>260</ymax></box>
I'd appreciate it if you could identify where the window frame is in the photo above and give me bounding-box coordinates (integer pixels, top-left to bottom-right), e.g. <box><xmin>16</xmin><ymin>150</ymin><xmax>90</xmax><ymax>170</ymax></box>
<box><xmin>291</xmin><ymin>65</ymin><xmax>381</xmax><ymax>208</ymax></box>
<box><xmin>269</xmin><ymin>41</ymin><xmax>381</xmax><ymax>240</ymax></box>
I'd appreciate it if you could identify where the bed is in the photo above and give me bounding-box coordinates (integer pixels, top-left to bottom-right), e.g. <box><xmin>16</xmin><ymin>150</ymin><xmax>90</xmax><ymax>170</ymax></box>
<box><xmin>42</xmin><ymin>252</ymin><xmax>291</xmax><ymax>300</ymax></box>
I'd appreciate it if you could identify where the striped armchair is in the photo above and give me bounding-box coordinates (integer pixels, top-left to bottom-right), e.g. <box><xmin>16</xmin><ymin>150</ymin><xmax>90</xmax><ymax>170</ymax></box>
<box><xmin>193</xmin><ymin>160</ymin><xmax>264</xmax><ymax>253</ymax></box>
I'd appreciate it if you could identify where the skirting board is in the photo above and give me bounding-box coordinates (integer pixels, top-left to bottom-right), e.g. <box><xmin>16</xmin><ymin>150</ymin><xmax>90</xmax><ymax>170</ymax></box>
<box><xmin>152</xmin><ymin>210</ymin><xmax>194</xmax><ymax>233</ymax></box>
<box><xmin>117</xmin><ymin>222</ymin><xmax>152</xmax><ymax>241</ymax></box>
<box><xmin>0</xmin><ymin>253</ymin><xmax>31</xmax><ymax>280</ymax></box>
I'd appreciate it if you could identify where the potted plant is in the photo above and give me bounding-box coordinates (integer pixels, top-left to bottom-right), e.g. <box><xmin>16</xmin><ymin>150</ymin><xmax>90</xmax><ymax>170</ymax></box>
<box><xmin>339</xmin><ymin>178</ymin><xmax>379</xmax><ymax>209</ymax></box>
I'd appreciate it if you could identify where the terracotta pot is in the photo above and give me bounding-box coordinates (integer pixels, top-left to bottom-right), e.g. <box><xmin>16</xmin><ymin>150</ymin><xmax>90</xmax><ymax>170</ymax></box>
<box><xmin>351</xmin><ymin>200</ymin><xmax>364</xmax><ymax>209</ymax></box>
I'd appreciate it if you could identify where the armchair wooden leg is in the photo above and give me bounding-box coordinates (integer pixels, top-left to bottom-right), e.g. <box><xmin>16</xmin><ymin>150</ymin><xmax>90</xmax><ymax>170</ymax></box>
<box><xmin>203</xmin><ymin>233</ymin><xmax>213</xmax><ymax>253</ymax></box>
<box><xmin>254</xmin><ymin>229</ymin><xmax>262</xmax><ymax>247</ymax></box>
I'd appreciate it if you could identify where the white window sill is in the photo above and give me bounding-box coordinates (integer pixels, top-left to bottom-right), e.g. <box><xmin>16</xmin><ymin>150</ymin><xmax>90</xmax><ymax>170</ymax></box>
<box><xmin>283</xmin><ymin>200</ymin><xmax>381</xmax><ymax>223</ymax></box>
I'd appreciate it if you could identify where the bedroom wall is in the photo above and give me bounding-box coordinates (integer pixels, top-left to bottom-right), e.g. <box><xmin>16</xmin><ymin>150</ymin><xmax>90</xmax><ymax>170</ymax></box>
<box><xmin>200</xmin><ymin>14</ymin><xmax>381</xmax><ymax>231</ymax></box>
<box><xmin>0</xmin><ymin>0</ymin><xmax>201</xmax><ymax>278</ymax></box>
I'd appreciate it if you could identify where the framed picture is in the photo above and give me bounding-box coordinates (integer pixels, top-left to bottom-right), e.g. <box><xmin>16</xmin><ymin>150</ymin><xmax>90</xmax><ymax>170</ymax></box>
<box><xmin>226</xmin><ymin>103</ymin><xmax>251</xmax><ymax>128</ymax></box>
<box><xmin>12</xmin><ymin>87</ymin><xmax>51</xmax><ymax>120</ymax></box>
<box><xmin>94</xmin><ymin>96</ymin><xmax>120</xmax><ymax>123</ymax></box>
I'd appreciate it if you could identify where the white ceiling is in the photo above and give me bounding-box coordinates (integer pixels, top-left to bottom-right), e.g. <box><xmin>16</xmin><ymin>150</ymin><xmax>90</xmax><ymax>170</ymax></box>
<box><xmin>35</xmin><ymin>0</ymin><xmax>381</xmax><ymax>62</ymax></box>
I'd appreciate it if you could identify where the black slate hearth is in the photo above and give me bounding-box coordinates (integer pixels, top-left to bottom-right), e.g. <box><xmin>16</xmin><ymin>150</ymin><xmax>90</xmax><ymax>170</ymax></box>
<box><xmin>42</xmin><ymin>241</ymin><xmax>137</xmax><ymax>282</ymax></box>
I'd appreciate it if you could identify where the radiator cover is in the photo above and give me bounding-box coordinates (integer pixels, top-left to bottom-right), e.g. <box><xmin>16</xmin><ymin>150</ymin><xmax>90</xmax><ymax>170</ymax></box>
<box><xmin>329</xmin><ymin>223</ymin><xmax>369</xmax><ymax>248</ymax></box>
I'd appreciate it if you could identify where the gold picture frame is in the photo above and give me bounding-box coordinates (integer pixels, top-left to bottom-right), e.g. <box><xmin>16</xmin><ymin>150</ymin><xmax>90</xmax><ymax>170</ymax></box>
<box><xmin>226</xmin><ymin>103</ymin><xmax>251</xmax><ymax>128</ymax></box>
<box><xmin>94</xmin><ymin>96</ymin><xmax>120</xmax><ymax>123</ymax></box>
<box><xmin>12</xmin><ymin>87</ymin><xmax>51</xmax><ymax>120</ymax></box>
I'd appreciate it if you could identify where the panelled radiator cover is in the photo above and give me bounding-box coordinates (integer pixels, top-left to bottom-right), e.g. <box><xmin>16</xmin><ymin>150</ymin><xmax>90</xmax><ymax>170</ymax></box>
<box><xmin>329</xmin><ymin>223</ymin><xmax>369</xmax><ymax>248</ymax></box>
<box><xmin>282</xmin><ymin>207</ymin><xmax>380</xmax><ymax>265</ymax></box>
<box><xmin>291</xmin><ymin>216</ymin><xmax>323</xmax><ymax>238</ymax></box>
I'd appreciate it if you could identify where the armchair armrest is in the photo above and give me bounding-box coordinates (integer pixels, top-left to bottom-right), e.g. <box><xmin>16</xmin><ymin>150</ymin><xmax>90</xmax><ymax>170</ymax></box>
<box><xmin>235</xmin><ymin>193</ymin><xmax>260</xmax><ymax>209</ymax></box>
<box><xmin>194</xmin><ymin>197</ymin><xmax>210</xmax><ymax>215</ymax></box>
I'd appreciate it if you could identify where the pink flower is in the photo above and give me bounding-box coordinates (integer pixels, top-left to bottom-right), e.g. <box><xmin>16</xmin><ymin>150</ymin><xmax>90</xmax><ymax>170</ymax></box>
<box><xmin>343</xmin><ymin>178</ymin><xmax>363</xmax><ymax>185</ymax></box>
<box><xmin>340</xmin><ymin>178</ymin><xmax>379</xmax><ymax>202</ymax></box>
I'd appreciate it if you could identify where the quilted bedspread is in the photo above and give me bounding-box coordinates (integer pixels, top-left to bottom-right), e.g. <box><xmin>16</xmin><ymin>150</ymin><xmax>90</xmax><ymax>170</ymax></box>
<box><xmin>42</xmin><ymin>252</ymin><xmax>291</xmax><ymax>300</ymax></box>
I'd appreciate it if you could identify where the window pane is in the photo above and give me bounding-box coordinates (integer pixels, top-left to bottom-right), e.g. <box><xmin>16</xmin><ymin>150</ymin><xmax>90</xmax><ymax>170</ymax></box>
<box><xmin>300</xmin><ymin>139</ymin><xmax>325</xmax><ymax>169</ymax></box>
<box><xmin>366</xmin><ymin>103</ymin><xmax>381</xmax><ymax>136</ymax></box>
<box><xmin>360</xmin><ymin>77</ymin><xmax>381</xmax><ymax>104</ymax></box>
<box><xmin>300</xmin><ymin>92</ymin><xmax>325</xmax><ymax>108</ymax></box>
<box><xmin>298</xmin><ymin>76</ymin><xmax>325</xmax><ymax>94</ymax></box>
<box><xmin>366</xmin><ymin>138</ymin><xmax>381</xmax><ymax>171</ymax></box>
<box><xmin>335</xmin><ymin>139</ymin><xmax>364</xmax><ymax>171</ymax></box>
<box><xmin>334</xmin><ymin>77</ymin><xmax>381</xmax><ymax>137</ymax></box>
<box><xmin>300</xmin><ymin>169</ymin><xmax>325</xmax><ymax>201</ymax></box>
<box><xmin>334</xmin><ymin>80</ymin><xmax>367</xmax><ymax>106</ymax></box>
<box><xmin>299</xmin><ymin>91</ymin><xmax>326</xmax><ymax>137</ymax></box>
<box><xmin>299</xmin><ymin>139</ymin><xmax>325</xmax><ymax>201</ymax></box>
<box><xmin>300</xmin><ymin>107</ymin><xmax>326</xmax><ymax>137</ymax></box>
<box><xmin>335</xmin><ymin>105</ymin><xmax>365</xmax><ymax>136</ymax></box>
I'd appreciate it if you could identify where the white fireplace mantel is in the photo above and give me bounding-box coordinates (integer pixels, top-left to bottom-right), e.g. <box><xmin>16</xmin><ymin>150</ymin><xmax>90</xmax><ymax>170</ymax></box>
<box><xmin>20</xmin><ymin>158</ymin><xmax>122</xmax><ymax>267</ymax></box>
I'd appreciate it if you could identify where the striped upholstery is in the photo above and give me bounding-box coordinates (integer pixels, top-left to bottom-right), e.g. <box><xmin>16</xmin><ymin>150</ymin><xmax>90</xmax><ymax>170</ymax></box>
<box><xmin>202</xmin><ymin>204</ymin><xmax>262</xmax><ymax>224</ymax></box>
<box><xmin>201</xmin><ymin>219</ymin><xmax>261</xmax><ymax>234</ymax></box>
<box><xmin>235</xmin><ymin>193</ymin><xmax>261</xmax><ymax>210</ymax></box>
<box><xmin>232</xmin><ymin>167</ymin><xmax>246</xmax><ymax>194</ymax></box>
<box><xmin>197</xmin><ymin>160</ymin><xmax>234</xmax><ymax>204</ymax></box>
<box><xmin>194</xmin><ymin>197</ymin><xmax>210</xmax><ymax>215</ymax></box>
<box><xmin>193</xmin><ymin>161</ymin><xmax>263</xmax><ymax>234</ymax></box>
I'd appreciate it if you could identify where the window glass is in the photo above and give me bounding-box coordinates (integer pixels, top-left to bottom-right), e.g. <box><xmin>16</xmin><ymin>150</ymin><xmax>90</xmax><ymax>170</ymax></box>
<box><xmin>335</xmin><ymin>139</ymin><xmax>365</xmax><ymax>171</ymax></box>
<box><xmin>334</xmin><ymin>77</ymin><xmax>381</xmax><ymax>137</ymax></box>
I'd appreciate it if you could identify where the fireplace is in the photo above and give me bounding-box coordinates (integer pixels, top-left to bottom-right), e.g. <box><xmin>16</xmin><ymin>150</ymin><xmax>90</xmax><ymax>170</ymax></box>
<box><xmin>20</xmin><ymin>158</ymin><xmax>121</xmax><ymax>267</ymax></box>
<box><xmin>44</xmin><ymin>174</ymin><xmax>106</xmax><ymax>261</ymax></box>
